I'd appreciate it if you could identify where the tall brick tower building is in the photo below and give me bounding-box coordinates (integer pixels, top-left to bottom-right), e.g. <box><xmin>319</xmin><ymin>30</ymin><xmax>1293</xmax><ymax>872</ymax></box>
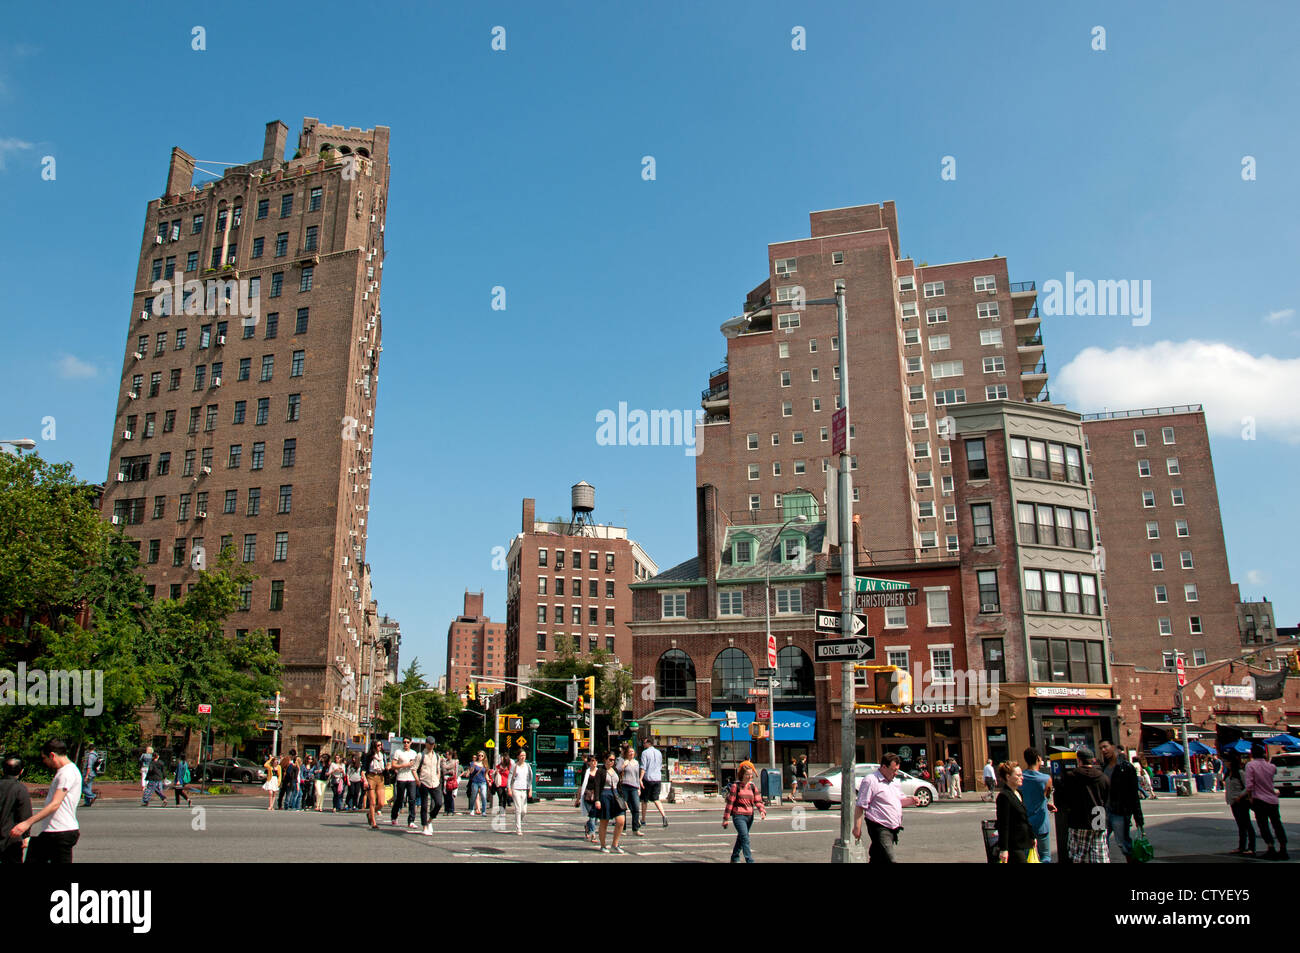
<box><xmin>99</xmin><ymin>117</ymin><xmax>391</xmax><ymax>757</ymax></box>
<box><xmin>696</xmin><ymin>202</ymin><xmax>1044</xmax><ymax>554</ymax></box>
<box><xmin>1082</xmin><ymin>406</ymin><xmax>1239</xmax><ymax>670</ymax></box>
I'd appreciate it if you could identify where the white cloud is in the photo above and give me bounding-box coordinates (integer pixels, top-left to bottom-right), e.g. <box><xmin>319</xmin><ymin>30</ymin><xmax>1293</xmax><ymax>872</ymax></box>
<box><xmin>1264</xmin><ymin>308</ymin><xmax>1294</xmax><ymax>325</ymax></box>
<box><xmin>1053</xmin><ymin>340</ymin><xmax>1300</xmax><ymax>444</ymax></box>
<box><xmin>1245</xmin><ymin>570</ymin><xmax>1266</xmax><ymax>586</ymax></box>
<box><xmin>0</xmin><ymin>137</ymin><xmax>33</xmax><ymax>171</ymax></box>
<box><xmin>55</xmin><ymin>354</ymin><xmax>97</xmax><ymax>380</ymax></box>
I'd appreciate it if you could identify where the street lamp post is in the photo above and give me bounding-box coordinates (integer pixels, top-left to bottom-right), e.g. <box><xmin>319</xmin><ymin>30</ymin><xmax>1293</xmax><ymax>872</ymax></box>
<box><xmin>765</xmin><ymin>514</ymin><xmax>808</xmax><ymax>799</ymax></box>
<box><xmin>0</xmin><ymin>439</ymin><xmax>37</xmax><ymax>454</ymax></box>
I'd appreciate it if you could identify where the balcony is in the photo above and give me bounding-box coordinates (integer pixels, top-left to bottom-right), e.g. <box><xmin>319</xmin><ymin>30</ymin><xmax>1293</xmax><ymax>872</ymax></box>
<box><xmin>1014</xmin><ymin>304</ymin><xmax>1040</xmax><ymax>326</ymax></box>
<box><xmin>1017</xmin><ymin>332</ymin><xmax>1044</xmax><ymax>352</ymax></box>
<box><xmin>701</xmin><ymin>381</ymin><xmax>730</xmax><ymax>413</ymax></box>
<box><xmin>1009</xmin><ymin>281</ymin><xmax>1036</xmax><ymax>295</ymax></box>
<box><xmin>1021</xmin><ymin>358</ymin><xmax>1048</xmax><ymax>401</ymax></box>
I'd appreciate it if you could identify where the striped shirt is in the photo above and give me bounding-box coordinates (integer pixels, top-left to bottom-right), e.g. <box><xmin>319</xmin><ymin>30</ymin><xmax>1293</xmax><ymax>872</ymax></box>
<box><xmin>723</xmin><ymin>781</ymin><xmax>764</xmax><ymax>820</ymax></box>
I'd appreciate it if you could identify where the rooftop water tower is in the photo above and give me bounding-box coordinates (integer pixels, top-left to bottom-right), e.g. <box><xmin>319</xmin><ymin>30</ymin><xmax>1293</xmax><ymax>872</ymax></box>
<box><xmin>568</xmin><ymin>481</ymin><xmax>596</xmax><ymax>536</ymax></box>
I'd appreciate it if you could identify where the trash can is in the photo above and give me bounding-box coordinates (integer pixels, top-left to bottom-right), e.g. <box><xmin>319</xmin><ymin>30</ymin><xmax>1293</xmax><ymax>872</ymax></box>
<box><xmin>1174</xmin><ymin>776</ymin><xmax>1192</xmax><ymax>797</ymax></box>
<box><xmin>760</xmin><ymin>769</ymin><xmax>782</xmax><ymax>801</ymax></box>
<box><xmin>981</xmin><ymin>819</ymin><xmax>1000</xmax><ymax>863</ymax></box>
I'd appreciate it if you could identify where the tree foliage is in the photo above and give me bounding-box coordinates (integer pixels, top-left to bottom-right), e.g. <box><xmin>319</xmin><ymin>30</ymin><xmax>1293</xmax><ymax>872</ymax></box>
<box><xmin>0</xmin><ymin>452</ymin><xmax>280</xmax><ymax>763</ymax></box>
<box><xmin>375</xmin><ymin>659</ymin><xmax>462</xmax><ymax>744</ymax></box>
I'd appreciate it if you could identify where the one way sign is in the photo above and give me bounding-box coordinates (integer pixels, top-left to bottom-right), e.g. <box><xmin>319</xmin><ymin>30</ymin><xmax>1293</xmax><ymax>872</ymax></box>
<box><xmin>813</xmin><ymin>637</ymin><xmax>876</xmax><ymax>662</ymax></box>
<box><xmin>815</xmin><ymin>609</ymin><xmax>867</xmax><ymax>636</ymax></box>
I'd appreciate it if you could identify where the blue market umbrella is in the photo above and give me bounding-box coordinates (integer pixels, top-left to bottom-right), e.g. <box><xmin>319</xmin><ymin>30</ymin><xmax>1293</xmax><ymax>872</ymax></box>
<box><xmin>1219</xmin><ymin>739</ymin><xmax>1253</xmax><ymax>754</ymax></box>
<box><xmin>1263</xmin><ymin>733</ymin><xmax>1300</xmax><ymax>749</ymax></box>
<box><xmin>1150</xmin><ymin>741</ymin><xmax>1184</xmax><ymax>757</ymax></box>
<box><xmin>1187</xmin><ymin>740</ymin><xmax>1215</xmax><ymax>755</ymax></box>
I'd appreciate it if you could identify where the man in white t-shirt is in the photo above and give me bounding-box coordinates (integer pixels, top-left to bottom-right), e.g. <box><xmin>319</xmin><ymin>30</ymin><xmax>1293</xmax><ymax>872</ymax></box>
<box><xmin>12</xmin><ymin>738</ymin><xmax>82</xmax><ymax>863</ymax></box>
<box><xmin>640</xmin><ymin>738</ymin><xmax>668</xmax><ymax>828</ymax></box>
<box><xmin>389</xmin><ymin>738</ymin><xmax>419</xmax><ymax>829</ymax></box>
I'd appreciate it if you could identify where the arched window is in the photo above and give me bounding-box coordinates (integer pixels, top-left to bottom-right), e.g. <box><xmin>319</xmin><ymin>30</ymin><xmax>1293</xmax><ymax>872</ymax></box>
<box><xmin>356</xmin><ymin>147</ymin><xmax>370</xmax><ymax>158</ymax></box>
<box><xmin>656</xmin><ymin>649</ymin><xmax>695</xmax><ymax>706</ymax></box>
<box><xmin>712</xmin><ymin>648</ymin><xmax>753</xmax><ymax>702</ymax></box>
<box><xmin>338</xmin><ymin>145</ymin><xmax>352</xmax><ymax>155</ymax></box>
<box><xmin>776</xmin><ymin>646</ymin><xmax>814</xmax><ymax>698</ymax></box>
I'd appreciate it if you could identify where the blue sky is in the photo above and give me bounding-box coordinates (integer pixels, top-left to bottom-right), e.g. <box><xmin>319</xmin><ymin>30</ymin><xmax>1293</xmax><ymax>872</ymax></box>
<box><xmin>2</xmin><ymin>1</ymin><xmax>1297</xmax><ymax>677</ymax></box>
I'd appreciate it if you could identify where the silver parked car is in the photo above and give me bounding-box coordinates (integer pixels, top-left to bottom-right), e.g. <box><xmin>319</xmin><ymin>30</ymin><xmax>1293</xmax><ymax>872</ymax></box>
<box><xmin>802</xmin><ymin>763</ymin><xmax>937</xmax><ymax>808</ymax></box>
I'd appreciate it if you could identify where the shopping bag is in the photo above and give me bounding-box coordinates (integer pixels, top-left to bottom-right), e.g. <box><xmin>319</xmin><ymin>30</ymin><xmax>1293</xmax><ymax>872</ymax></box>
<box><xmin>1026</xmin><ymin>846</ymin><xmax>1041</xmax><ymax>863</ymax></box>
<box><xmin>1131</xmin><ymin>828</ymin><xmax>1154</xmax><ymax>863</ymax></box>
<box><xmin>384</xmin><ymin>784</ymin><xmax>394</xmax><ymax>802</ymax></box>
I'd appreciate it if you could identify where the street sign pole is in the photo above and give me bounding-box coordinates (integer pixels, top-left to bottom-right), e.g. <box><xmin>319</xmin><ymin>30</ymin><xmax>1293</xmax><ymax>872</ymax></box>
<box><xmin>1177</xmin><ymin>655</ymin><xmax>1195</xmax><ymax>793</ymax></box>
<box><xmin>272</xmin><ymin>691</ymin><xmax>281</xmax><ymax>759</ymax></box>
<box><xmin>830</xmin><ymin>287</ymin><xmax>861</xmax><ymax>863</ymax></box>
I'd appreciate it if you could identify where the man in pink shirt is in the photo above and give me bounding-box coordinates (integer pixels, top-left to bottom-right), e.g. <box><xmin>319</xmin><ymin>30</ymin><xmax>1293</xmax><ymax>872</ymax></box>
<box><xmin>852</xmin><ymin>753</ymin><xmax>919</xmax><ymax>863</ymax></box>
<box><xmin>1245</xmin><ymin>744</ymin><xmax>1288</xmax><ymax>860</ymax></box>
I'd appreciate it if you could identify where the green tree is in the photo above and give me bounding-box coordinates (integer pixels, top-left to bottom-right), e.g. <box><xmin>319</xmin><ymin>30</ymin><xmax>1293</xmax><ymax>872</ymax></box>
<box><xmin>375</xmin><ymin>659</ymin><xmax>462</xmax><ymax>744</ymax></box>
<box><xmin>142</xmin><ymin>550</ymin><xmax>282</xmax><ymax>756</ymax></box>
<box><xmin>0</xmin><ymin>453</ymin><xmax>155</xmax><ymax>763</ymax></box>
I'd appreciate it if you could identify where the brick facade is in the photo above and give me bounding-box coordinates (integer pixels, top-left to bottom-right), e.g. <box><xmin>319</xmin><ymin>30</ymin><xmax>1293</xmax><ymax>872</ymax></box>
<box><xmin>1084</xmin><ymin>408</ymin><xmax>1239</xmax><ymax>670</ymax></box>
<box><xmin>99</xmin><ymin>118</ymin><xmax>391</xmax><ymax>756</ymax></box>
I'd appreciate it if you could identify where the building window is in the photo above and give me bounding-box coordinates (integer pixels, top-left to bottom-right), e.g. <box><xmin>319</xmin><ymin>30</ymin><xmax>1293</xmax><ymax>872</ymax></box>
<box><xmin>1162</xmin><ymin>426</ymin><xmax>1175</xmax><ymax>445</ymax></box>
<box><xmin>1151</xmin><ymin>553</ymin><xmax>1164</xmax><ymax>571</ymax></box>
<box><xmin>242</xmin><ymin>534</ymin><xmax>256</xmax><ymax>563</ymax></box>
<box><xmin>1146</xmin><ymin>521</ymin><xmax>1160</xmax><ymax>539</ymax></box>
<box><xmin>971</xmin><ymin>503</ymin><xmax>994</xmax><ymax>545</ymax></box>
<box><xmin>925</xmin><ymin>589</ymin><xmax>950</xmax><ymax>626</ymax></box>
<box><xmin>1134</xmin><ymin>429</ymin><xmax>1147</xmax><ymax>447</ymax></box>
<box><xmin>291</xmin><ymin>350</ymin><xmax>305</xmax><ymax>377</ymax></box>
<box><xmin>286</xmin><ymin>394</ymin><xmax>301</xmax><ymax>421</ymax></box>
<box><xmin>923</xmin><ymin>281</ymin><xmax>945</xmax><ymax>298</ymax></box>
<box><xmin>1175</xmin><ymin>519</ymin><xmax>1188</xmax><ymax>537</ymax></box>
<box><xmin>281</xmin><ymin>439</ymin><xmax>295</xmax><ymax>467</ymax></box>
<box><xmin>1180</xmin><ymin>551</ymin><xmax>1193</xmax><ymax>570</ymax></box>
<box><xmin>270</xmin><ymin>580</ymin><xmax>284</xmax><ymax>611</ymax></box>
<box><xmin>1158</xmin><ymin>617</ymin><xmax>1172</xmax><ymax>636</ymax></box>
<box><xmin>1154</xmin><ymin>585</ymin><xmax>1168</xmax><ymax>604</ymax></box>
<box><xmin>260</xmin><ymin>355</ymin><xmax>274</xmax><ymax>382</ymax></box>
<box><xmin>1142</xmin><ymin>490</ymin><xmax>1156</xmax><ymax>508</ymax></box>
<box><xmin>300</xmin><ymin>266</ymin><xmax>314</xmax><ymax>292</ymax></box>
<box><xmin>661</xmin><ymin>592</ymin><xmax>686</xmax><ymax>619</ymax></box>
<box><xmin>1184</xmin><ymin>583</ymin><xmax>1198</xmax><ymax>602</ymax></box>
<box><xmin>250</xmin><ymin>442</ymin><xmax>265</xmax><ymax>470</ymax></box>
<box><xmin>1171</xmin><ymin>488</ymin><xmax>1185</xmax><ymax>506</ymax></box>
<box><xmin>977</xmin><ymin>571</ymin><xmax>999</xmax><ymax>611</ymax></box>
<box><xmin>657</xmin><ymin>649</ymin><xmax>696</xmax><ymax>702</ymax></box>
<box><xmin>1166</xmin><ymin>457</ymin><xmax>1180</xmax><ymax>475</ymax></box>
<box><xmin>1189</xmin><ymin>616</ymin><xmax>1202</xmax><ymax>635</ymax></box>
<box><xmin>296</xmin><ymin>308</ymin><xmax>309</xmax><ymax>334</ymax></box>
<box><xmin>965</xmin><ymin>439</ymin><xmax>988</xmax><ymax>480</ymax></box>
<box><xmin>775</xmin><ymin>588</ymin><xmax>802</xmax><ymax>614</ymax></box>
<box><xmin>273</xmin><ymin>532</ymin><xmax>288</xmax><ymax>562</ymax></box>
<box><xmin>712</xmin><ymin>648</ymin><xmax>754</xmax><ymax>702</ymax></box>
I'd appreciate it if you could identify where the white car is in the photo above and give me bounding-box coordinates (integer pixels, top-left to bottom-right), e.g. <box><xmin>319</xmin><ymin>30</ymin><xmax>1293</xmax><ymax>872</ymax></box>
<box><xmin>802</xmin><ymin>763</ymin><xmax>937</xmax><ymax>808</ymax></box>
<box><xmin>1274</xmin><ymin>753</ymin><xmax>1300</xmax><ymax>797</ymax></box>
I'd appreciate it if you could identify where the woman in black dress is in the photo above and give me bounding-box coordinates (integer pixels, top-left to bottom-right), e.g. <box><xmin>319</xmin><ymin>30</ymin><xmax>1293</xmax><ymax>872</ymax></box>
<box><xmin>996</xmin><ymin>761</ymin><xmax>1037</xmax><ymax>863</ymax></box>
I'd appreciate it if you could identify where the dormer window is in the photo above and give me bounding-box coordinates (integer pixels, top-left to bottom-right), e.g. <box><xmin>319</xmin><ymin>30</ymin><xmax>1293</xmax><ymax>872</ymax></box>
<box><xmin>732</xmin><ymin>534</ymin><xmax>756</xmax><ymax>566</ymax></box>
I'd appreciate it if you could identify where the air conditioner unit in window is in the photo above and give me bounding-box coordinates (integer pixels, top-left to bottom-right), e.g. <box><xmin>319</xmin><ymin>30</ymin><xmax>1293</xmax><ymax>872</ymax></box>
<box><xmin>128</xmin><ymin>391</ymin><xmax>138</xmax><ymax>400</ymax></box>
<box><xmin>110</xmin><ymin>515</ymin><xmax>121</xmax><ymax>525</ymax></box>
<box><xmin>115</xmin><ymin>472</ymin><xmax>125</xmax><ymax>482</ymax></box>
<box><xmin>140</xmin><ymin>311</ymin><xmax>149</xmax><ymax>321</ymax></box>
<box><xmin>200</xmin><ymin>466</ymin><xmax>211</xmax><ymax>476</ymax></box>
<box><xmin>980</xmin><ymin>603</ymin><xmax>999</xmax><ymax>613</ymax></box>
<box><xmin>216</xmin><ymin>335</ymin><xmax>226</xmax><ymax>345</ymax></box>
<box><xmin>212</xmin><ymin>377</ymin><xmax>222</xmax><ymax>387</ymax></box>
<box><xmin>133</xmin><ymin>352</ymin><xmax>143</xmax><ymax>360</ymax></box>
<box><xmin>154</xmin><ymin>236</ymin><xmax>163</xmax><ymax>244</ymax></box>
<box><xmin>997</xmin><ymin>371</ymin><xmax>1006</xmax><ymax>378</ymax></box>
<box><xmin>975</xmin><ymin>535</ymin><xmax>993</xmax><ymax>546</ymax></box>
<box><xmin>196</xmin><ymin>510</ymin><xmax>207</xmax><ymax>519</ymax></box>
<box><xmin>122</xmin><ymin>430</ymin><xmax>133</xmax><ymax>440</ymax></box>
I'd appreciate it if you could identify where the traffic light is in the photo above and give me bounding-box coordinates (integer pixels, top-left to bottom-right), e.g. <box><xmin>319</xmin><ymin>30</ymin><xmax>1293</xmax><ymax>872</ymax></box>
<box><xmin>749</xmin><ymin>721</ymin><xmax>769</xmax><ymax>740</ymax></box>
<box><xmin>853</xmin><ymin>665</ymin><xmax>912</xmax><ymax>711</ymax></box>
<box><xmin>468</xmin><ymin>682</ymin><xmax>476</xmax><ymax>701</ymax></box>
<box><xmin>584</xmin><ymin>676</ymin><xmax>596</xmax><ymax>699</ymax></box>
<box><xmin>1288</xmin><ymin>650</ymin><xmax>1300</xmax><ymax>675</ymax></box>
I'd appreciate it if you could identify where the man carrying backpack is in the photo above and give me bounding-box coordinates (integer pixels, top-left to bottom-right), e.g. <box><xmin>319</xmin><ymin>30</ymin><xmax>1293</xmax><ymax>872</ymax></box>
<box><xmin>1059</xmin><ymin>747</ymin><xmax>1110</xmax><ymax>863</ymax></box>
<box><xmin>415</xmin><ymin>738</ymin><xmax>443</xmax><ymax>836</ymax></box>
<box><xmin>81</xmin><ymin>743</ymin><xmax>105</xmax><ymax>807</ymax></box>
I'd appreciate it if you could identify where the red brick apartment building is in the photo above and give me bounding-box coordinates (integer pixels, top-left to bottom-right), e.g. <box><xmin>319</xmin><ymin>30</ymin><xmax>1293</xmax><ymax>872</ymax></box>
<box><xmin>696</xmin><ymin>202</ymin><xmax>1045</xmax><ymax>554</ymax></box>
<box><xmin>630</xmin><ymin>485</ymin><xmax>971</xmax><ymax>783</ymax></box>
<box><xmin>98</xmin><ymin>118</ymin><xmax>391</xmax><ymax>757</ymax></box>
<box><xmin>504</xmin><ymin>486</ymin><xmax>658</xmax><ymax>697</ymax></box>
<box><xmin>445</xmin><ymin>591</ymin><xmax>506</xmax><ymax>696</ymax></box>
<box><xmin>1082</xmin><ymin>406</ymin><xmax>1239</xmax><ymax>670</ymax></box>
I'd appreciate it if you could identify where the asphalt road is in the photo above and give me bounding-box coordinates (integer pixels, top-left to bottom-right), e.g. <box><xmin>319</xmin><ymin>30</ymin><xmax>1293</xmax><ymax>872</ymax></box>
<box><xmin>65</xmin><ymin>790</ymin><xmax>1298</xmax><ymax>863</ymax></box>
